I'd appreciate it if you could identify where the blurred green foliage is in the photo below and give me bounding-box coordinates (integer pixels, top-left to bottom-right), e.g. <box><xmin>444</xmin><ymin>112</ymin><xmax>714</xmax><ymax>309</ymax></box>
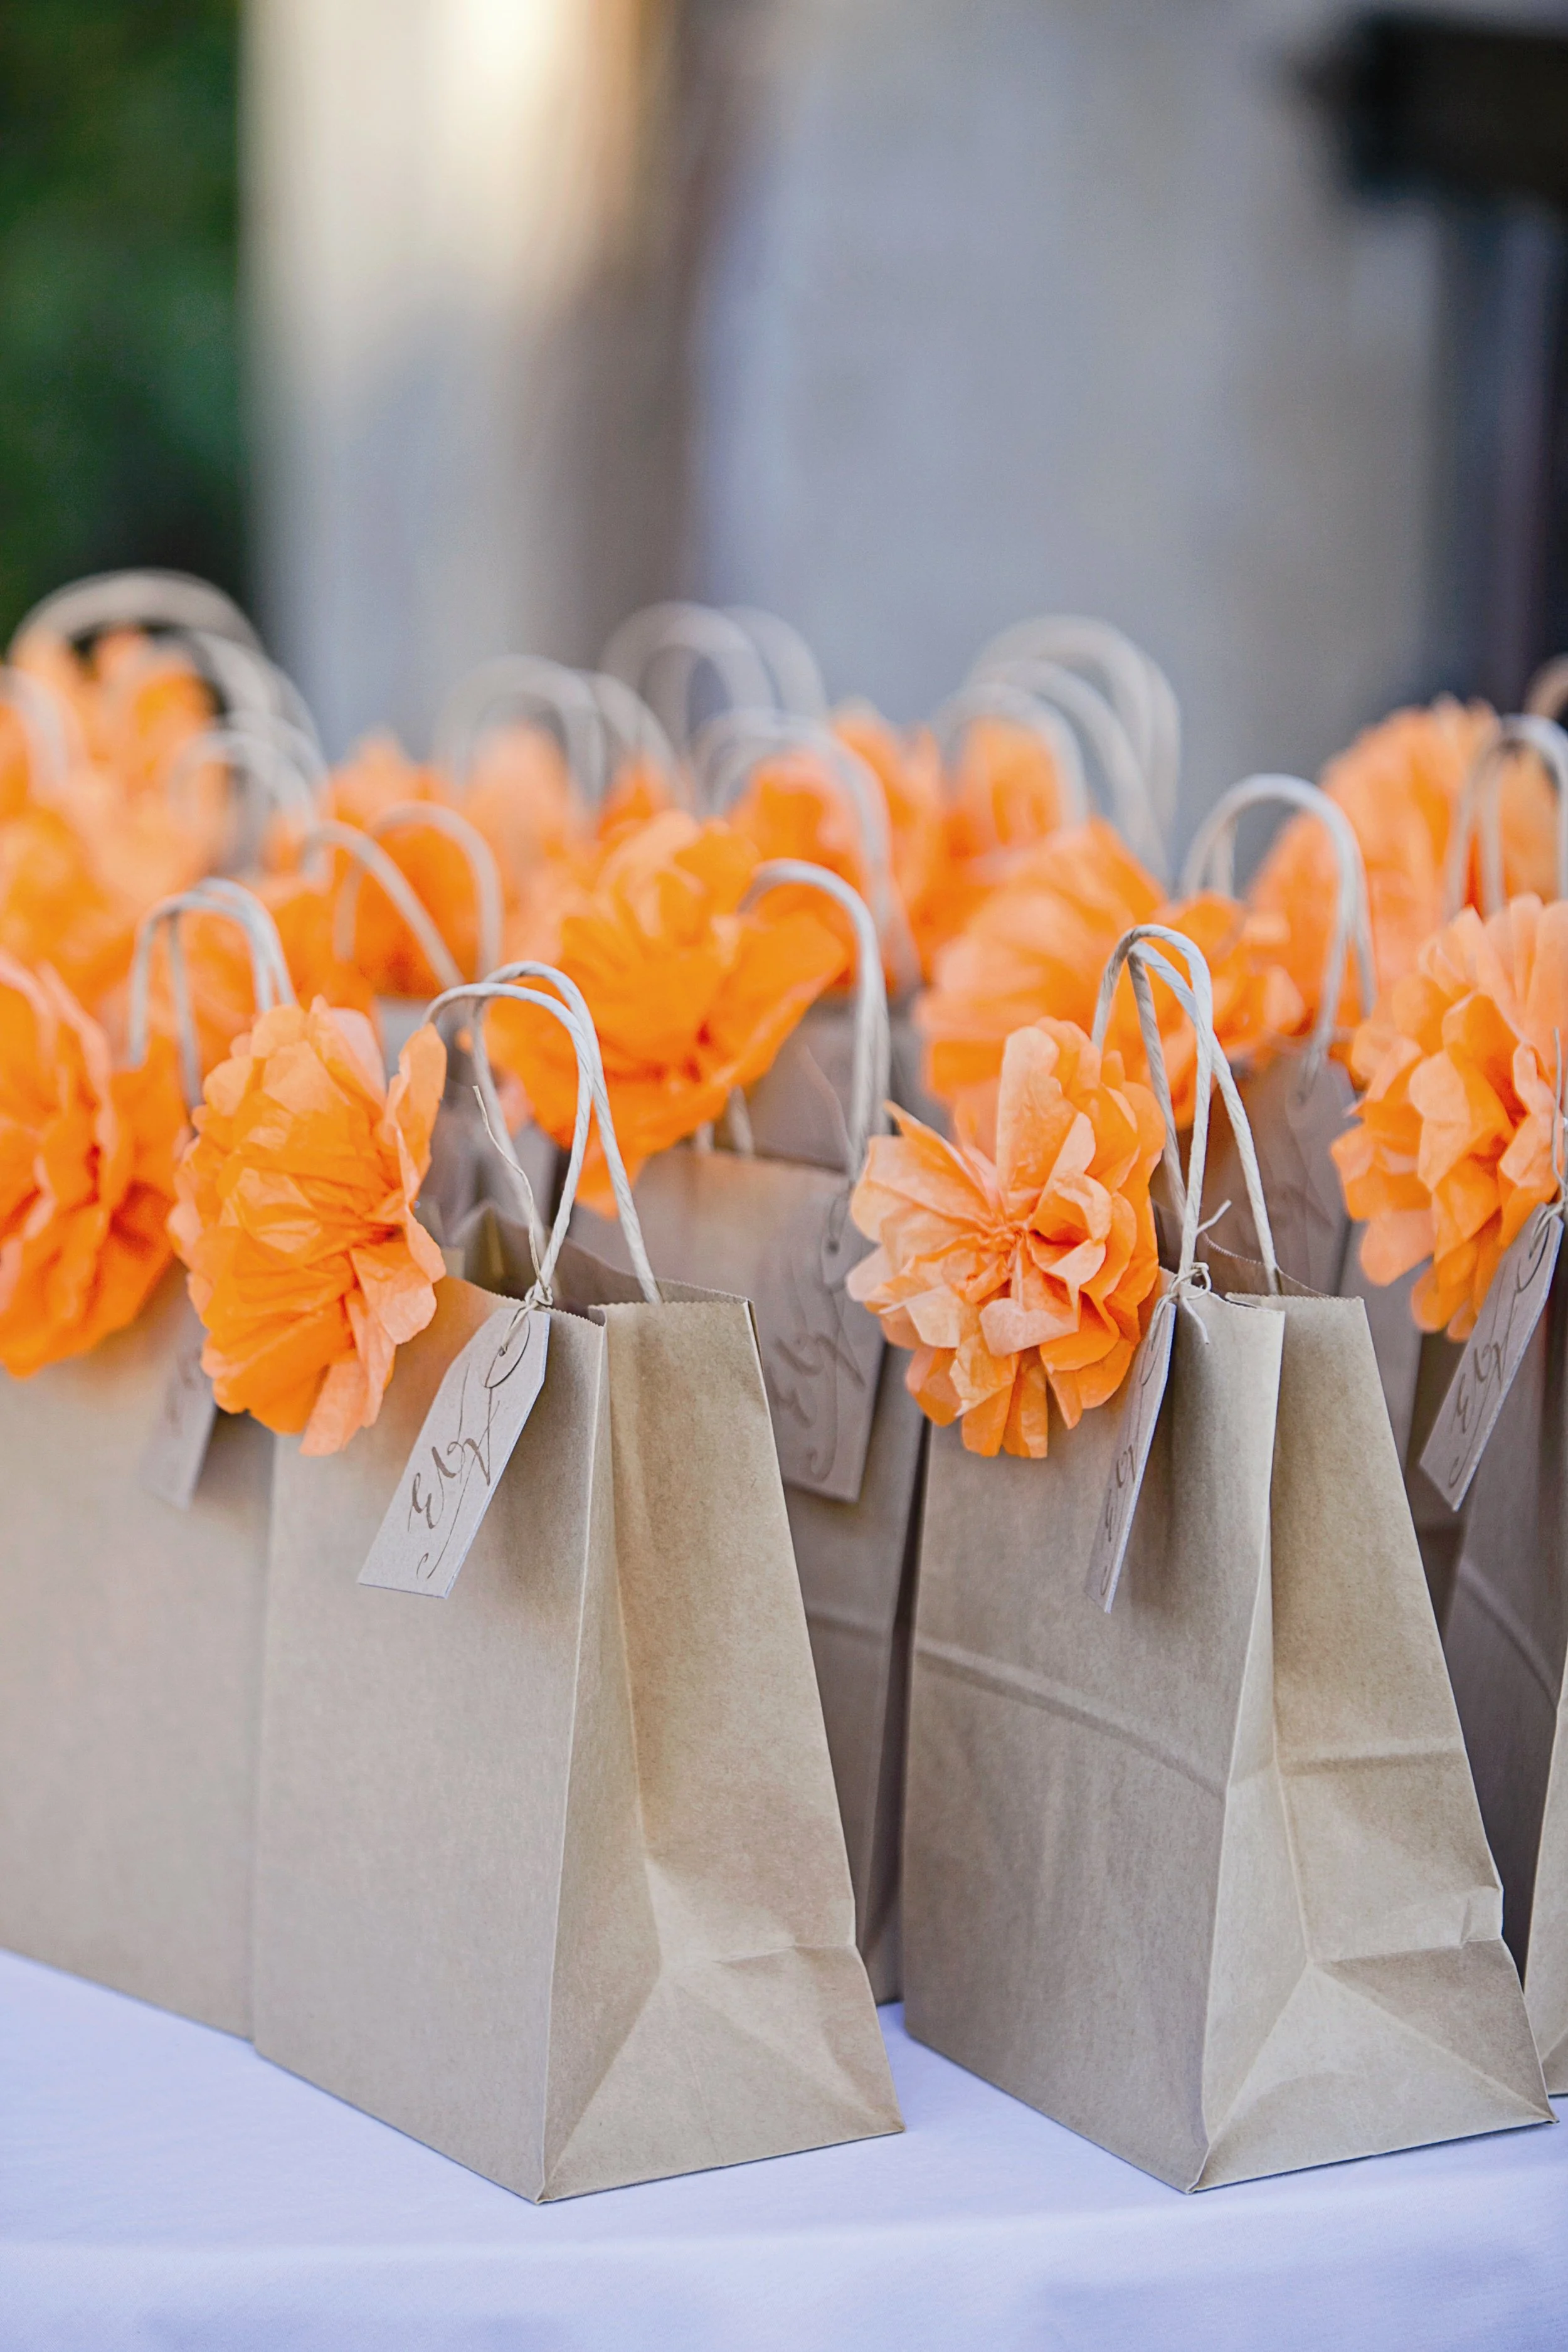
<box><xmin>0</xmin><ymin>0</ymin><xmax>242</xmax><ymax>638</ymax></box>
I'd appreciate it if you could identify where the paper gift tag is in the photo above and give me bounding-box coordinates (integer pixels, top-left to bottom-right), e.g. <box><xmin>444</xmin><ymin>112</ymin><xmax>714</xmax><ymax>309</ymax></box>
<box><xmin>139</xmin><ymin>1293</ymin><xmax>219</xmax><ymax>1512</ymax></box>
<box><xmin>1419</xmin><ymin>1207</ymin><xmax>1562</xmax><ymax>1512</ymax></box>
<box><xmin>359</xmin><ymin>1305</ymin><xmax>550</xmax><ymax>1597</ymax></box>
<box><xmin>1086</xmin><ymin>1283</ymin><xmax>1176</xmax><ymax>1613</ymax></box>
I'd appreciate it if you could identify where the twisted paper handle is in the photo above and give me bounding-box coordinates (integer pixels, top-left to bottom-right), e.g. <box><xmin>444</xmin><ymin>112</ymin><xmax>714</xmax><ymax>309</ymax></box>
<box><xmin>1180</xmin><ymin>773</ymin><xmax>1376</xmax><ymax>1076</ymax></box>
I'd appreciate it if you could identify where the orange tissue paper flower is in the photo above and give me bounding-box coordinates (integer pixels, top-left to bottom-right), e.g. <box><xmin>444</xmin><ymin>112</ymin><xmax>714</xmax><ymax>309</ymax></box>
<box><xmin>306</xmin><ymin>733</ymin><xmax>482</xmax><ymax>997</ymax></box>
<box><xmin>848</xmin><ymin>1018</ymin><xmax>1166</xmax><ymax>1456</ymax></box>
<box><xmin>169</xmin><ymin>999</ymin><xmax>447</xmax><ymax>1453</ymax></box>
<box><xmin>1331</xmin><ymin>895</ymin><xmax>1568</xmax><ymax>1337</ymax></box>
<box><xmin>0</xmin><ymin>951</ymin><xmax>186</xmax><ymax>1375</ymax></box>
<box><xmin>486</xmin><ymin>808</ymin><xmax>849</xmax><ymax>1212</ymax></box>
<box><xmin>1253</xmin><ymin>698</ymin><xmax>1557</xmax><ymax>1012</ymax></box>
<box><xmin>118</xmin><ymin>876</ymin><xmax>379</xmax><ymax>1083</ymax></box>
<box><xmin>916</xmin><ymin>817</ymin><xmax>1304</xmax><ymax>1128</ymax></box>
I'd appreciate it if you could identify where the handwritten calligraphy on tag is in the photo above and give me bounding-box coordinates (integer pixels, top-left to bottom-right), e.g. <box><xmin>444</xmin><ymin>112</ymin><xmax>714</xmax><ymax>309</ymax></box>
<box><xmin>359</xmin><ymin>1306</ymin><xmax>549</xmax><ymax>1597</ymax></box>
<box><xmin>1419</xmin><ymin>1207</ymin><xmax>1561</xmax><ymax>1511</ymax></box>
<box><xmin>138</xmin><ymin>1296</ymin><xmax>218</xmax><ymax>1511</ymax></box>
<box><xmin>1086</xmin><ymin>1290</ymin><xmax>1176</xmax><ymax>1613</ymax></box>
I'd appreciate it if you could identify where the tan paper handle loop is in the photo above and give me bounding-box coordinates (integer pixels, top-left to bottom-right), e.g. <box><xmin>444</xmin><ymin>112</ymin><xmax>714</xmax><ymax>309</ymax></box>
<box><xmin>928</xmin><ymin>681</ymin><xmax>1089</xmax><ymax>825</ymax></box>
<box><xmin>600</xmin><ymin>602</ymin><xmax>778</xmax><ymax>751</ymax></box>
<box><xmin>723</xmin><ymin>606</ymin><xmax>830</xmax><ymax>719</ymax></box>
<box><xmin>1526</xmin><ymin>655</ymin><xmax>1568</xmax><ymax>723</ymax></box>
<box><xmin>363</xmin><ymin>804</ymin><xmax>503</xmax><ymax>980</ymax></box>
<box><xmin>436</xmin><ymin>655</ymin><xmax>608</xmax><ymax>798</ymax></box>
<box><xmin>1444</xmin><ymin>714</ymin><xmax>1568</xmax><ymax>918</ymax></box>
<box><xmin>166</xmin><ymin>720</ymin><xmax>324</xmax><ymax>864</ymax></box>
<box><xmin>9</xmin><ymin>568</ymin><xmax>262</xmax><ymax>658</ymax></box>
<box><xmin>970</xmin><ymin>655</ymin><xmax>1164</xmax><ymax>876</ymax></box>
<box><xmin>582</xmin><ymin>672</ymin><xmax>683</xmax><ymax>798</ymax></box>
<box><xmin>741</xmin><ymin>859</ymin><xmax>891</xmax><ymax>1178</ymax></box>
<box><xmin>179</xmin><ymin>632</ymin><xmax>324</xmax><ymax>754</ymax></box>
<box><xmin>695</xmin><ymin>709</ymin><xmax>922</xmax><ymax>995</ymax></box>
<box><xmin>429</xmin><ymin>980</ymin><xmax>660</xmax><ymax>1304</ymax></box>
<box><xmin>128</xmin><ymin>882</ymin><xmax>295</xmax><ymax>1108</ymax></box>
<box><xmin>298</xmin><ymin>820</ymin><xmax>465</xmax><ymax>995</ymax></box>
<box><xmin>0</xmin><ymin>666</ymin><xmax>75</xmax><ymax>793</ymax></box>
<box><xmin>1093</xmin><ymin>922</ymin><xmax>1279</xmax><ymax>1291</ymax></box>
<box><xmin>970</xmin><ymin>615</ymin><xmax>1181</xmax><ymax>856</ymax></box>
<box><xmin>1179</xmin><ymin>774</ymin><xmax>1377</xmax><ymax>1071</ymax></box>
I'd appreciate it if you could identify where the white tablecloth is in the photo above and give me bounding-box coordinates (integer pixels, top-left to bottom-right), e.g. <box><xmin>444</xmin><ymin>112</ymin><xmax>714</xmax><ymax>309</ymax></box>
<box><xmin>3</xmin><ymin>1948</ymin><xmax>1565</xmax><ymax>2352</ymax></box>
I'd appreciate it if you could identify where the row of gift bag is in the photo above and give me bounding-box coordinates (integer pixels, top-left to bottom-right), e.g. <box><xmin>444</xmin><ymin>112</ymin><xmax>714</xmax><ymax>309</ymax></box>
<box><xmin>1</xmin><ymin>575</ymin><xmax>1566</xmax><ymax>2200</ymax></box>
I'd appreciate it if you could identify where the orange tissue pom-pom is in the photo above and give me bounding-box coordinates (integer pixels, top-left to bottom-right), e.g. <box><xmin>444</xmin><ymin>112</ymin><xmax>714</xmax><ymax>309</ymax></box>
<box><xmin>1253</xmin><ymin>698</ymin><xmax>1557</xmax><ymax>1014</ymax></box>
<box><xmin>1331</xmin><ymin>896</ymin><xmax>1568</xmax><ymax>1338</ymax></box>
<box><xmin>169</xmin><ymin>1000</ymin><xmax>447</xmax><ymax>1453</ymax></box>
<box><xmin>0</xmin><ymin>952</ymin><xmax>186</xmax><ymax>1375</ymax></box>
<box><xmin>848</xmin><ymin>1018</ymin><xmax>1165</xmax><ymax>1457</ymax></box>
<box><xmin>916</xmin><ymin>817</ymin><xmax>1304</xmax><ymax>1128</ymax></box>
<box><xmin>486</xmin><ymin>808</ymin><xmax>849</xmax><ymax>1212</ymax></box>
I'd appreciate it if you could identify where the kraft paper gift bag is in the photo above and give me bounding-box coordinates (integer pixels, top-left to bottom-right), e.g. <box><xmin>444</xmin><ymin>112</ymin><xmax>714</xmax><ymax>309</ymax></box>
<box><xmin>1188</xmin><ymin>778</ymin><xmax>1468</xmax><ymax>1623</ymax></box>
<box><xmin>252</xmin><ymin>978</ymin><xmax>900</xmax><ymax>2200</ymax></box>
<box><xmin>1436</xmin><ymin>1226</ymin><xmax>1568</xmax><ymax>2086</ymax></box>
<box><xmin>901</xmin><ymin>927</ymin><xmax>1550</xmax><ymax>2188</ymax></box>
<box><xmin>0</xmin><ymin>886</ymin><xmax>290</xmax><ymax>2034</ymax></box>
<box><xmin>570</xmin><ymin>864</ymin><xmax>924</xmax><ymax>1999</ymax></box>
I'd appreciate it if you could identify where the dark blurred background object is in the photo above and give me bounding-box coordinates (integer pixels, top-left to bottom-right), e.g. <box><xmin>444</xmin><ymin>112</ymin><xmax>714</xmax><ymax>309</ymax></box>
<box><xmin>1312</xmin><ymin>8</ymin><xmax>1568</xmax><ymax>713</ymax></box>
<box><xmin>9</xmin><ymin>0</ymin><xmax>1568</xmax><ymax>834</ymax></box>
<box><xmin>0</xmin><ymin>0</ymin><xmax>243</xmax><ymax>638</ymax></box>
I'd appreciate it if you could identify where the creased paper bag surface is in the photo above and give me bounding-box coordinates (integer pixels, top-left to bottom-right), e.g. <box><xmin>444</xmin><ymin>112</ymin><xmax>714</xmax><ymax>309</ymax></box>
<box><xmin>904</xmin><ymin>1281</ymin><xmax>1550</xmax><ymax>2188</ymax></box>
<box><xmin>253</xmin><ymin>1219</ymin><xmax>899</xmax><ymax>2200</ymax></box>
<box><xmin>576</xmin><ymin>1148</ymin><xmax>920</xmax><ymax>2000</ymax></box>
<box><xmin>1444</xmin><ymin>1265</ymin><xmax>1568</xmax><ymax>2087</ymax></box>
<box><xmin>0</xmin><ymin>1266</ymin><xmax>271</xmax><ymax>2035</ymax></box>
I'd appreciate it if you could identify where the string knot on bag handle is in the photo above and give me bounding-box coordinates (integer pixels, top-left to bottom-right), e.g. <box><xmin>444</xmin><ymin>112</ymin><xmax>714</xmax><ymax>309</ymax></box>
<box><xmin>1093</xmin><ymin>922</ymin><xmax>1280</xmax><ymax>1320</ymax></box>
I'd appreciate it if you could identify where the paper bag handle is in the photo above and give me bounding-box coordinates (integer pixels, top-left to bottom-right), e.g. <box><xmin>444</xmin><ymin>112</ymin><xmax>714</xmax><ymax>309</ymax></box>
<box><xmin>128</xmin><ymin>881</ymin><xmax>296</xmax><ymax>1107</ymax></box>
<box><xmin>360</xmin><ymin>804</ymin><xmax>504</xmax><ymax>980</ymax></box>
<box><xmin>1093</xmin><ymin>922</ymin><xmax>1279</xmax><ymax>1291</ymax></box>
<box><xmin>1444</xmin><ymin>715</ymin><xmax>1568</xmax><ymax>919</ymax></box>
<box><xmin>741</xmin><ymin>859</ymin><xmax>891</xmax><ymax>1178</ymax></box>
<box><xmin>1179</xmin><ymin>775</ymin><xmax>1377</xmax><ymax>1073</ymax></box>
<box><xmin>166</xmin><ymin>719</ymin><xmax>324</xmax><ymax>862</ymax></box>
<box><xmin>430</xmin><ymin>978</ymin><xmax>661</xmax><ymax>1305</ymax></box>
<box><xmin>969</xmin><ymin>615</ymin><xmax>1181</xmax><ymax>867</ymax></box>
<box><xmin>600</xmin><ymin>601</ymin><xmax>780</xmax><ymax>750</ymax></box>
<box><xmin>723</xmin><ymin>606</ymin><xmax>830</xmax><ymax>719</ymax></box>
<box><xmin>927</xmin><ymin>681</ymin><xmax>1089</xmax><ymax>825</ymax></box>
<box><xmin>961</xmin><ymin>657</ymin><xmax>1163</xmax><ymax>875</ymax></box>
<box><xmin>696</xmin><ymin>711</ymin><xmax>921</xmax><ymax>995</ymax></box>
<box><xmin>298</xmin><ymin>820</ymin><xmax>464</xmax><ymax>994</ymax></box>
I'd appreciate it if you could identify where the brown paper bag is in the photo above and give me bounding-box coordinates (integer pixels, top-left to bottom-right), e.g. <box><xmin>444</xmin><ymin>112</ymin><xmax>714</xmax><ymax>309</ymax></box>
<box><xmin>902</xmin><ymin>927</ymin><xmax>1550</xmax><ymax>2186</ymax></box>
<box><xmin>0</xmin><ymin>886</ymin><xmax>289</xmax><ymax>2033</ymax></box>
<box><xmin>252</xmin><ymin>979</ymin><xmax>900</xmax><ymax>2199</ymax></box>
<box><xmin>1186</xmin><ymin>780</ymin><xmax>1471</xmax><ymax>1621</ymax></box>
<box><xmin>1440</xmin><ymin>1249</ymin><xmax>1568</xmax><ymax>2085</ymax></box>
<box><xmin>571</xmin><ymin>864</ymin><xmax>923</xmax><ymax>1998</ymax></box>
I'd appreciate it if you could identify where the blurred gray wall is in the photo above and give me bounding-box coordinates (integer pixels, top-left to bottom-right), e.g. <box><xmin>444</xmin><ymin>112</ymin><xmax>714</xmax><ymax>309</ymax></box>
<box><xmin>248</xmin><ymin>0</ymin><xmax>1568</xmax><ymax>829</ymax></box>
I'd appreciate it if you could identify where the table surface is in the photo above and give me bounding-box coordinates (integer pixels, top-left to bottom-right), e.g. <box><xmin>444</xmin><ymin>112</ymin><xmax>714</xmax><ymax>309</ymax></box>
<box><xmin>3</xmin><ymin>1949</ymin><xmax>1566</xmax><ymax>2352</ymax></box>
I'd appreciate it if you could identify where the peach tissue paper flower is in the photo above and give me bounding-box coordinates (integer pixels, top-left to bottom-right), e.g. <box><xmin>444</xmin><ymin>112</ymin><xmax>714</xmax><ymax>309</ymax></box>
<box><xmin>848</xmin><ymin>1017</ymin><xmax>1165</xmax><ymax>1456</ymax></box>
<box><xmin>0</xmin><ymin>951</ymin><xmax>186</xmax><ymax>1376</ymax></box>
<box><xmin>1332</xmin><ymin>896</ymin><xmax>1568</xmax><ymax>1338</ymax></box>
<box><xmin>170</xmin><ymin>999</ymin><xmax>447</xmax><ymax>1453</ymax></box>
